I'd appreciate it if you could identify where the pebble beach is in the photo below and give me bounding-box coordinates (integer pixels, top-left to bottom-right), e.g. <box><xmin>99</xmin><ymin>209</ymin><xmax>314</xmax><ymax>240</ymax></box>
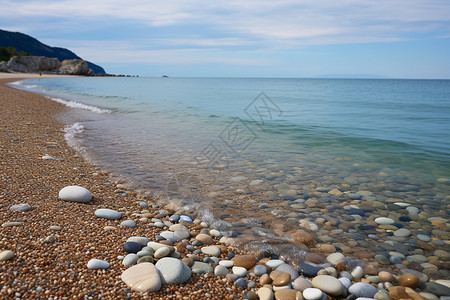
<box><xmin>1</xmin><ymin>74</ymin><xmax>449</xmax><ymax>300</ymax></box>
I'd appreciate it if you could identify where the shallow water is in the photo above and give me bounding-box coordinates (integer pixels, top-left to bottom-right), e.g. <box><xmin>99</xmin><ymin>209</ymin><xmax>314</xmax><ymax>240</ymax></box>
<box><xmin>12</xmin><ymin>77</ymin><xmax>450</xmax><ymax>267</ymax></box>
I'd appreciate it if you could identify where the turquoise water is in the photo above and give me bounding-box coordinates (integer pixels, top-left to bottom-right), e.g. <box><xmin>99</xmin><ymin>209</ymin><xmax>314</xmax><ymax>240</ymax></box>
<box><xmin>13</xmin><ymin>77</ymin><xmax>450</xmax><ymax>257</ymax></box>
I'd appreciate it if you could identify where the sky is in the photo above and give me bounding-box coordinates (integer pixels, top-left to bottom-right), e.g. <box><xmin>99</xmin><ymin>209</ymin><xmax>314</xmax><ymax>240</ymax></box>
<box><xmin>1</xmin><ymin>0</ymin><xmax>450</xmax><ymax>78</ymax></box>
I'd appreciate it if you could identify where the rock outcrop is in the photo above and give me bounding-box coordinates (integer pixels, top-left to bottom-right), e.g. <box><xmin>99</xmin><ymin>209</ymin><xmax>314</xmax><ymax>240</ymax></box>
<box><xmin>0</xmin><ymin>56</ymin><xmax>94</xmax><ymax>75</ymax></box>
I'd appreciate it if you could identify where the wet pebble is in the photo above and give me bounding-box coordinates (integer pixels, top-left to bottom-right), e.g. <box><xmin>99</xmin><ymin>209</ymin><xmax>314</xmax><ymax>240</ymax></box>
<box><xmin>9</xmin><ymin>203</ymin><xmax>31</xmax><ymax>212</ymax></box>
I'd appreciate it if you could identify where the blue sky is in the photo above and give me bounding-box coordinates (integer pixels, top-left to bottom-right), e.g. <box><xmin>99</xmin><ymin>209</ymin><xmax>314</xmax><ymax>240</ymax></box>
<box><xmin>1</xmin><ymin>0</ymin><xmax>449</xmax><ymax>78</ymax></box>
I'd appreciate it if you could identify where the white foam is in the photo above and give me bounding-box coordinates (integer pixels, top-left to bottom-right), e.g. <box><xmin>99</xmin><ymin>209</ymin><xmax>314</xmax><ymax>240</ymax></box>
<box><xmin>64</xmin><ymin>122</ymin><xmax>85</xmax><ymax>150</ymax></box>
<box><xmin>51</xmin><ymin>97</ymin><xmax>110</xmax><ymax>114</ymax></box>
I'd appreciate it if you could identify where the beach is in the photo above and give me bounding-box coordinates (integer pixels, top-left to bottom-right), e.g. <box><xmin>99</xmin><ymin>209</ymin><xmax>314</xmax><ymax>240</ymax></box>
<box><xmin>1</xmin><ymin>73</ymin><xmax>449</xmax><ymax>300</ymax></box>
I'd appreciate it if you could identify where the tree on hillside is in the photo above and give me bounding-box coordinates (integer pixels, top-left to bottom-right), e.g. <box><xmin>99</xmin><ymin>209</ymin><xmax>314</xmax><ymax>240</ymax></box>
<box><xmin>0</xmin><ymin>46</ymin><xmax>31</xmax><ymax>61</ymax></box>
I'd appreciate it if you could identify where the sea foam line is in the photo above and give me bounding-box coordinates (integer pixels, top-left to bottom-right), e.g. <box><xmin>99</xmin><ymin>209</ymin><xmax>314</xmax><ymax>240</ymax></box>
<box><xmin>64</xmin><ymin>122</ymin><xmax>85</xmax><ymax>150</ymax></box>
<box><xmin>51</xmin><ymin>97</ymin><xmax>110</xmax><ymax>114</ymax></box>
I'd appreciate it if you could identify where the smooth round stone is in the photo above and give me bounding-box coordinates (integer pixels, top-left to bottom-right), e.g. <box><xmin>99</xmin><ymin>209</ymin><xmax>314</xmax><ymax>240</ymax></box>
<box><xmin>394</xmin><ymin>228</ymin><xmax>410</xmax><ymax>237</ymax></box>
<box><xmin>196</xmin><ymin>233</ymin><xmax>214</xmax><ymax>245</ymax></box>
<box><xmin>127</xmin><ymin>236</ymin><xmax>150</xmax><ymax>246</ymax></box>
<box><xmin>374</xmin><ymin>290</ymin><xmax>390</xmax><ymax>300</ymax></box>
<box><xmin>95</xmin><ymin>208</ymin><xmax>122</xmax><ymax>220</ymax></box>
<box><xmin>425</xmin><ymin>282</ymin><xmax>450</xmax><ymax>297</ymax></box>
<box><xmin>137</xmin><ymin>256</ymin><xmax>154</xmax><ymax>264</ymax></box>
<box><xmin>10</xmin><ymin>203</ymin><xmax>31</xmax><ymax>212</ymax></box>
<box><xmin>59</xmin><ymin>186</ymin><xmax>92</xmax><ymax>203</ymax></box>
<box><xmin>374</xmin><ymin>254</ymin><xmax>390</xmax><ymax>265</ymax></box>
<box><xmin>232</xmin><ymin>266</ymin><xmax>248</xmax><ymax>277</ymax></box>
<box><xmin>277</xmin><ymin>263</ymin><xmax>299</xmax><ymax>280</ymax></box>
<box><xmin>348</xmin><ymin>193</ymin><xmax>362</xmax><ymax>200</ymax></box>
<box><xmin>326</xmin><ymin>252</ymin><xmax>345</xmax><ymax>265</ymax></box>
<box><xmin>191</xmin><ymin>261</ymin><xmax>214</xmax><ymax>274</ymax></box>
<box><xmin>418</xmin><ymin>292</ymin><xmax>439</xmax><ymax>300</ymax></box>
<box><xmin>210</xmin><ymin>229</ymin><xmax>222</xmax><ymax>237</ymax></box>
<box><xmin>179</xmin><ymin>215</ymin><xmax>193</xmax><ymax>223</ymax></box>
<box><xmin>270</xmin><ymin>270</ymin><xmax>291</xmax><ymax>287</ymax></box>
<box><xmin>234</xmin><ymin>278</ymin><xmax>247</xmax><ymax>289</ymax></box>
<box><xmin>154</xmin><ymin>247</ymin><xmax>171</xmax><ymax>259</ymax></box>
<box><xmin>214</xmin><ymin>265</ymin><xmax>229</xmax><ymax>276</ymax></box>
<box><xmin>407</xmin><ymin>254</ymin><xmax>428</xmax><ymax>263</ymax></box>
<box><xmin>219</xmin><ymin>260</ymin><xmax>234</xmax><ymax>268</ymax></box>
<box><xmin>375</xmin><ymin>217</ymin><xmax>394</xmax><ymax>225</ymax></box>
<box><xmin>338</xmin><ymin>277</ymin><xmax>352</xmax><ymax>289</ymax></box>
<box><xmin>155</xmin><ymin>257</ymin><xmax>192</xmax><ymax>284</ymax></box>
<box><xmin>257</xmin><ymin>287</ymin><xmax>274</xmax><ymax>300</ymax></box>
<box><xmin>406</xmin><ymin>206</ymin><xmax>419</xmax><ymax>214</ymax></box>
<box><xmin>0</xmin><ymin>250</ymin><xmax>15</xmax><ymax>261</ymax></box>
<box><xmin>2</xmin><ymin>222</ymin><xmax>23</xmax><ymax>227</ymax></box>
<box><xmin>417</xmin><ymin>234</ymin><xmax>432</xmax><ymax>242</ymax></box>
<box><xmin>311</xmin><ymin>275</ymin><xmax>345</xmax><ymax>296</ymax></box>
<box><xmin>398</xmin><ymin>274</ymin><xmax>420</xmax><ymax>288</ymax></box>
<box><xmin>120</xmin><ymin>219</ymin><xmax>136</xmax><ymax>228</ymax></box>
<box><xmin>299</xmin><ymin>261</ymin><xmax>323</xmax><ymax>277</ymax></box>
<box><xmin>201</xmin><ymin>245</ymin><xmax>221</xmax><ymax>257</ymax></box>
<box><xmin>232</xmin><ymin>254</ymin><xmax>257</xmax><ymax>270</ymax></box>
<box><xmin>266</xmin><ymin>259</ymin><xmax>285</xmax><ymax>269</ymax></box>
<box><xmin>351</xmin><ymin>266</ymin><xmax>364</xmax><ymax>280</ymax></box>
<box><xmin>174</xmin><ymin>227</ymin><xmax>191</xmax><ymax>240</ymax></box>
<box><xmin>390</xmin><ymin>255</ymin><xmax>403</xmax><ymax>264</ymax></box>
<box><xmin>254</xmin><ymin>264</ymin><xmax>268</xmax><ymax>276</ymax></box>
<box><xmin>123</xmin><ymin>254</ymin><xmax>139</xmax><ymax>266</ymax></box>
<box><xmin>303</xmin><ymin>288</ymin><xmax>323</xmax><ymax>300</ymax></box>
<box><xmin>124</xmin><ymin>242</ymin><xmax>142</xmax><ymax>254</ymax></box>
<box><xmin>169</xmin><ymin>214</ymin><xmax>180</xmax><ymax>222</ymax></box>
<box><xmin>121</xmin><ymin>262</ymin><xmax>161</xmax><ymax>292</ymax></box>
<box><xmin>139</xmin><ymin>201</ymin><xmax>148</xmax><ymax>208</ymax></box>
<box><xmin>87</xmin><ymin>259</ymin><xmax>109</xmax><ymax>269</ymax></box>
<box><xmin>154</xmin><ymin>222</ymin><xmax>165</xmax><ymax>228</ymax></box>
<box><xmin>275</xmin><ymin>289</ymin><xmax>300</xmax><ymax>299</ymax></box>
<box><xmin>293</xmin><ymin>277</ymin><xmax>312</xmax><ymax>291</ymax></box>
<box><xmin>348</xmin><ymin>282</ymin><xmax>377</xmax><ymax>298</ymax></box>
<box><xmin>378</xmin><ymin>271</ymin><xmax>395</xmax><ymax>283</ymax></box>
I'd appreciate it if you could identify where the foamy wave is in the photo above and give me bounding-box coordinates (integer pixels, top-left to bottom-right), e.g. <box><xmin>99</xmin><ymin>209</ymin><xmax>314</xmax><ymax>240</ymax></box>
<box><xmin>8</xmin><ymin>81</ymin><xmax>38</xmax><ymax>89</ymax></box>
<box><xmin>52</xmin><ymin>97</ymin><xmax>110</xmax><ymax>114</ymax></box>
<box><xmin>64</xmin><ymin>122</ymin><xmax>85</xmax><ymax>150</ymax></box>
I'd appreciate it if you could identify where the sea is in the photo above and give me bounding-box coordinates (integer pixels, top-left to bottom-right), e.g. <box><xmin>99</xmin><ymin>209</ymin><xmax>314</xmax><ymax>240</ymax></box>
<box><xmin>11</xmin><ymin>77</ymin><xmax>450</xmax><ymax>263</ymax></box>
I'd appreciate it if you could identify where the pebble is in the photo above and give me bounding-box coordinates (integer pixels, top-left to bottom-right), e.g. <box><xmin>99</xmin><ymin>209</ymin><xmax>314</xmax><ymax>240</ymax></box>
<box><xmin>58</xmin><ymin>185</ymin><xmax>92</xmax><ymax>203</ymax></box>
<box><xmin>275</xmin><ymin>289</ymin><xmax>300</xmax><ymax>299</ymax></box>
<box><xmin>266</xmin><ymin>259</ymin><xmax>285</xmax><ymax>269</ymax></box>
<box><xmin>196</xmin><ymin>233</ymin><xmax>214</xmax><ymax>245</ymax></box>
<box><xmin>122</xmin><ymin>254</ymin><xmax>139</xmax><ymax>266</ymax></box>
<box><xmin>87</xmin><ymin>259</ymin><xmax>109</xmax><ymax>269</ymax></box>
<box><xmin>299</xmin><ymin>261</ymin><xmax>323</xmax><ymax>277</ymax></box>
<box><xmin>393</xmin><ymin>228</ymin><xmax>411</xmax><ymax>237</ymax></box>
<box><xmin>94</xmin><ymin>208</ymin><xmax>122</xmax><ymax>220</ymax></box>
<box><xmin>127</xmin><ymin>236</ymin><xmax>150</xmax><ymax>246</ymax></box>
<box><xmin>232</xmin><ymin>254</ymin><xmax>257</xmax><ymax>270</ymax></box>
<box><xmin>155</xmin><ymin>257</ymin><xmax>192</xmax><ymax>284</ymax></box>
<box><xmin>232</xmin><ymin>266</ymin><xmax>248</xmax><ymax>277</ymax></box>
<box><xmin>179</xmin><ymin>215</ymin><xmax>193</xmax><ymax>223</ymax></box>
<box><xmin>338</xmin><ymin>277</ymin><xmax>352</xmax><ymax>289</ymax></box>
<box><xmin>254</xmin><ymin>264</ymin><xmax>268</xmax><ymax>276</ymax></box>
<box><xmin>351</xmin><ymin>266</ymin><xmax>364</xmax><ymax>280</ymax></box>
<box><xmin>311</xmin><ymin>275</ymin><xmax>345</xmax><ymax>296</ymax></box>
<box><xmin>425</xmin><ymin>282</ymin><xmax>450</xmax><ymax>296</ymax></box>
<box><xmin>348</xmin><ymin>282</ymin><xmax>378</xmax><ymax>298</ymax></box>
<box><xmin>257</xmin><ymin>287</ymin><xmax>274</xmax><ymax>300</ymax></box>
<box><xmin>191</xmin><ymin>261</ymin><xmax>214</xmax><ymax>274</ymax></box>
<box><xmin>0</xmin><ymin>250</ymin><xmax>15</xmax><ymax>261</ymax></box>
<box><xmin>120</xmin><ymin>219</ymin><xmax>137</xmax><ymax>228</ymax></box>
<box><xmin>276</xmin><ymin>263</ymin><xmax>299</xmax><ymax>280</ymax></box>
<box><xmin>219</xmin><ymin>260</ymin><xmax>234</xmax><ymax>268</ymax></box>
<box><xmin>2</xmin><ymin>222</ymin><xmax>23</xmax><ymax>227</ymax></box>
<box><xmin>124</xmin><ymin>242</ymin><xmax>142</xmax><ymax>253</ymax></box>
<box><xmin>201</xmin><ymin>245</ymin><xmax>221</xmax><ymax>257</ymax></box>
<box><xmin>154</xmin><ymin>247</ymin><xmax>171</xmax><ymax>259</ymax></box>
<box><xmin>270</xmin><ymin>270</ymin><xmax>291</xmax><ymax>286</ymax></box>
<box><xmin>9</xmin><ymin>203</ymin><xmax>31</xmax><ymax>212</ymax></box>
<box><xmin>375</xmin><ymin>217</ymin><xmax>395</xmax><ymax>225</ymax></box>
<box><xmin>234</xmin><ymin>278</ymin><xmax>247</xmax><ymax>289</ymax></box>
<box><xmin>398</xmin><ymin>274</ymin><xmax>420</xmax><ymax>289</ymax></box>
<box><xmin>326</xmin><ymin>252</ymin><xmax>345</xmax><ymax>265</ymax></box>
<box><xmin>293</xmin><ymin>277</ymin><xmax>312</xmax><ymax>291</ymax></box>
<box><xmin>174</xmin><ymin>226</ymin><xmax>191</xmax><ymax>240</ymax></box>
<box><xmin>303</xmin><ymin>288</ymin><xmax>323</xmax><ymax>300</ymax></box>
<box><xmin>121</xmin><ymin>262</ymin><xmax>161</xmax><ymax>292</ymax></box>
<box><xmin>214</xmin><ymin>265</ymin><xmax>229</xmax><ymax>276</ymax></box>
<box><xmin>378</xmin><ymin>271</ymin><xmax>395</xmax><ymax>283</ymax></box>
<box><xmin>210</xmin><ymin>229</ymin><xmax>222</xmax><ymax>237</ymax></box>
<box><xmin>139</xmin><ymin>201</ymin><xmax>148</xmax><ymax>208</ymax></box>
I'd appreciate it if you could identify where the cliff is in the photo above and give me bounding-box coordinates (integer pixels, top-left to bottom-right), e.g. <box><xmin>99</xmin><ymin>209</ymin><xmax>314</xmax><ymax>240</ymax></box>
<box><xmin>0</xmin><ymin>29</ymin><xmax>105</xmax><ymax>74</ymax></box>
<box><xmin>0</xmin><ymin>56</ymin><xmax>94</xmax><ymax>75</ymax></box>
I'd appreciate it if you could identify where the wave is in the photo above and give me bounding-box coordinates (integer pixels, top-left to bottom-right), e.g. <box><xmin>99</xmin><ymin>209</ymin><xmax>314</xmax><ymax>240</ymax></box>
<box><xmin>51</xmin><ymin>97</ymin><xmax>110</xmax><ymax>114</ymax></box>
<box><xmin>64</xmin><ymin>122</ymin><xmax>85</xmax><ymax>150</ymax></box>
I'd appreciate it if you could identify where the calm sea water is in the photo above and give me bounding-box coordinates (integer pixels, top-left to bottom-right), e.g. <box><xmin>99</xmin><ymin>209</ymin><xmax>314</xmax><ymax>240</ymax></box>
<box><xmin>12</xmin><ymin>77</ymin><xmax>450</xmax><ymax>257</ymax></box>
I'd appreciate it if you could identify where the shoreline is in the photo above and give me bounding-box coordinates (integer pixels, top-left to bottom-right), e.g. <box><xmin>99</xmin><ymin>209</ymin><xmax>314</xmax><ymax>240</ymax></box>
<box><xmin>1</xmin><ymin>74</ymin><xmax>449</xmax><ymax>299</ymax></box>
